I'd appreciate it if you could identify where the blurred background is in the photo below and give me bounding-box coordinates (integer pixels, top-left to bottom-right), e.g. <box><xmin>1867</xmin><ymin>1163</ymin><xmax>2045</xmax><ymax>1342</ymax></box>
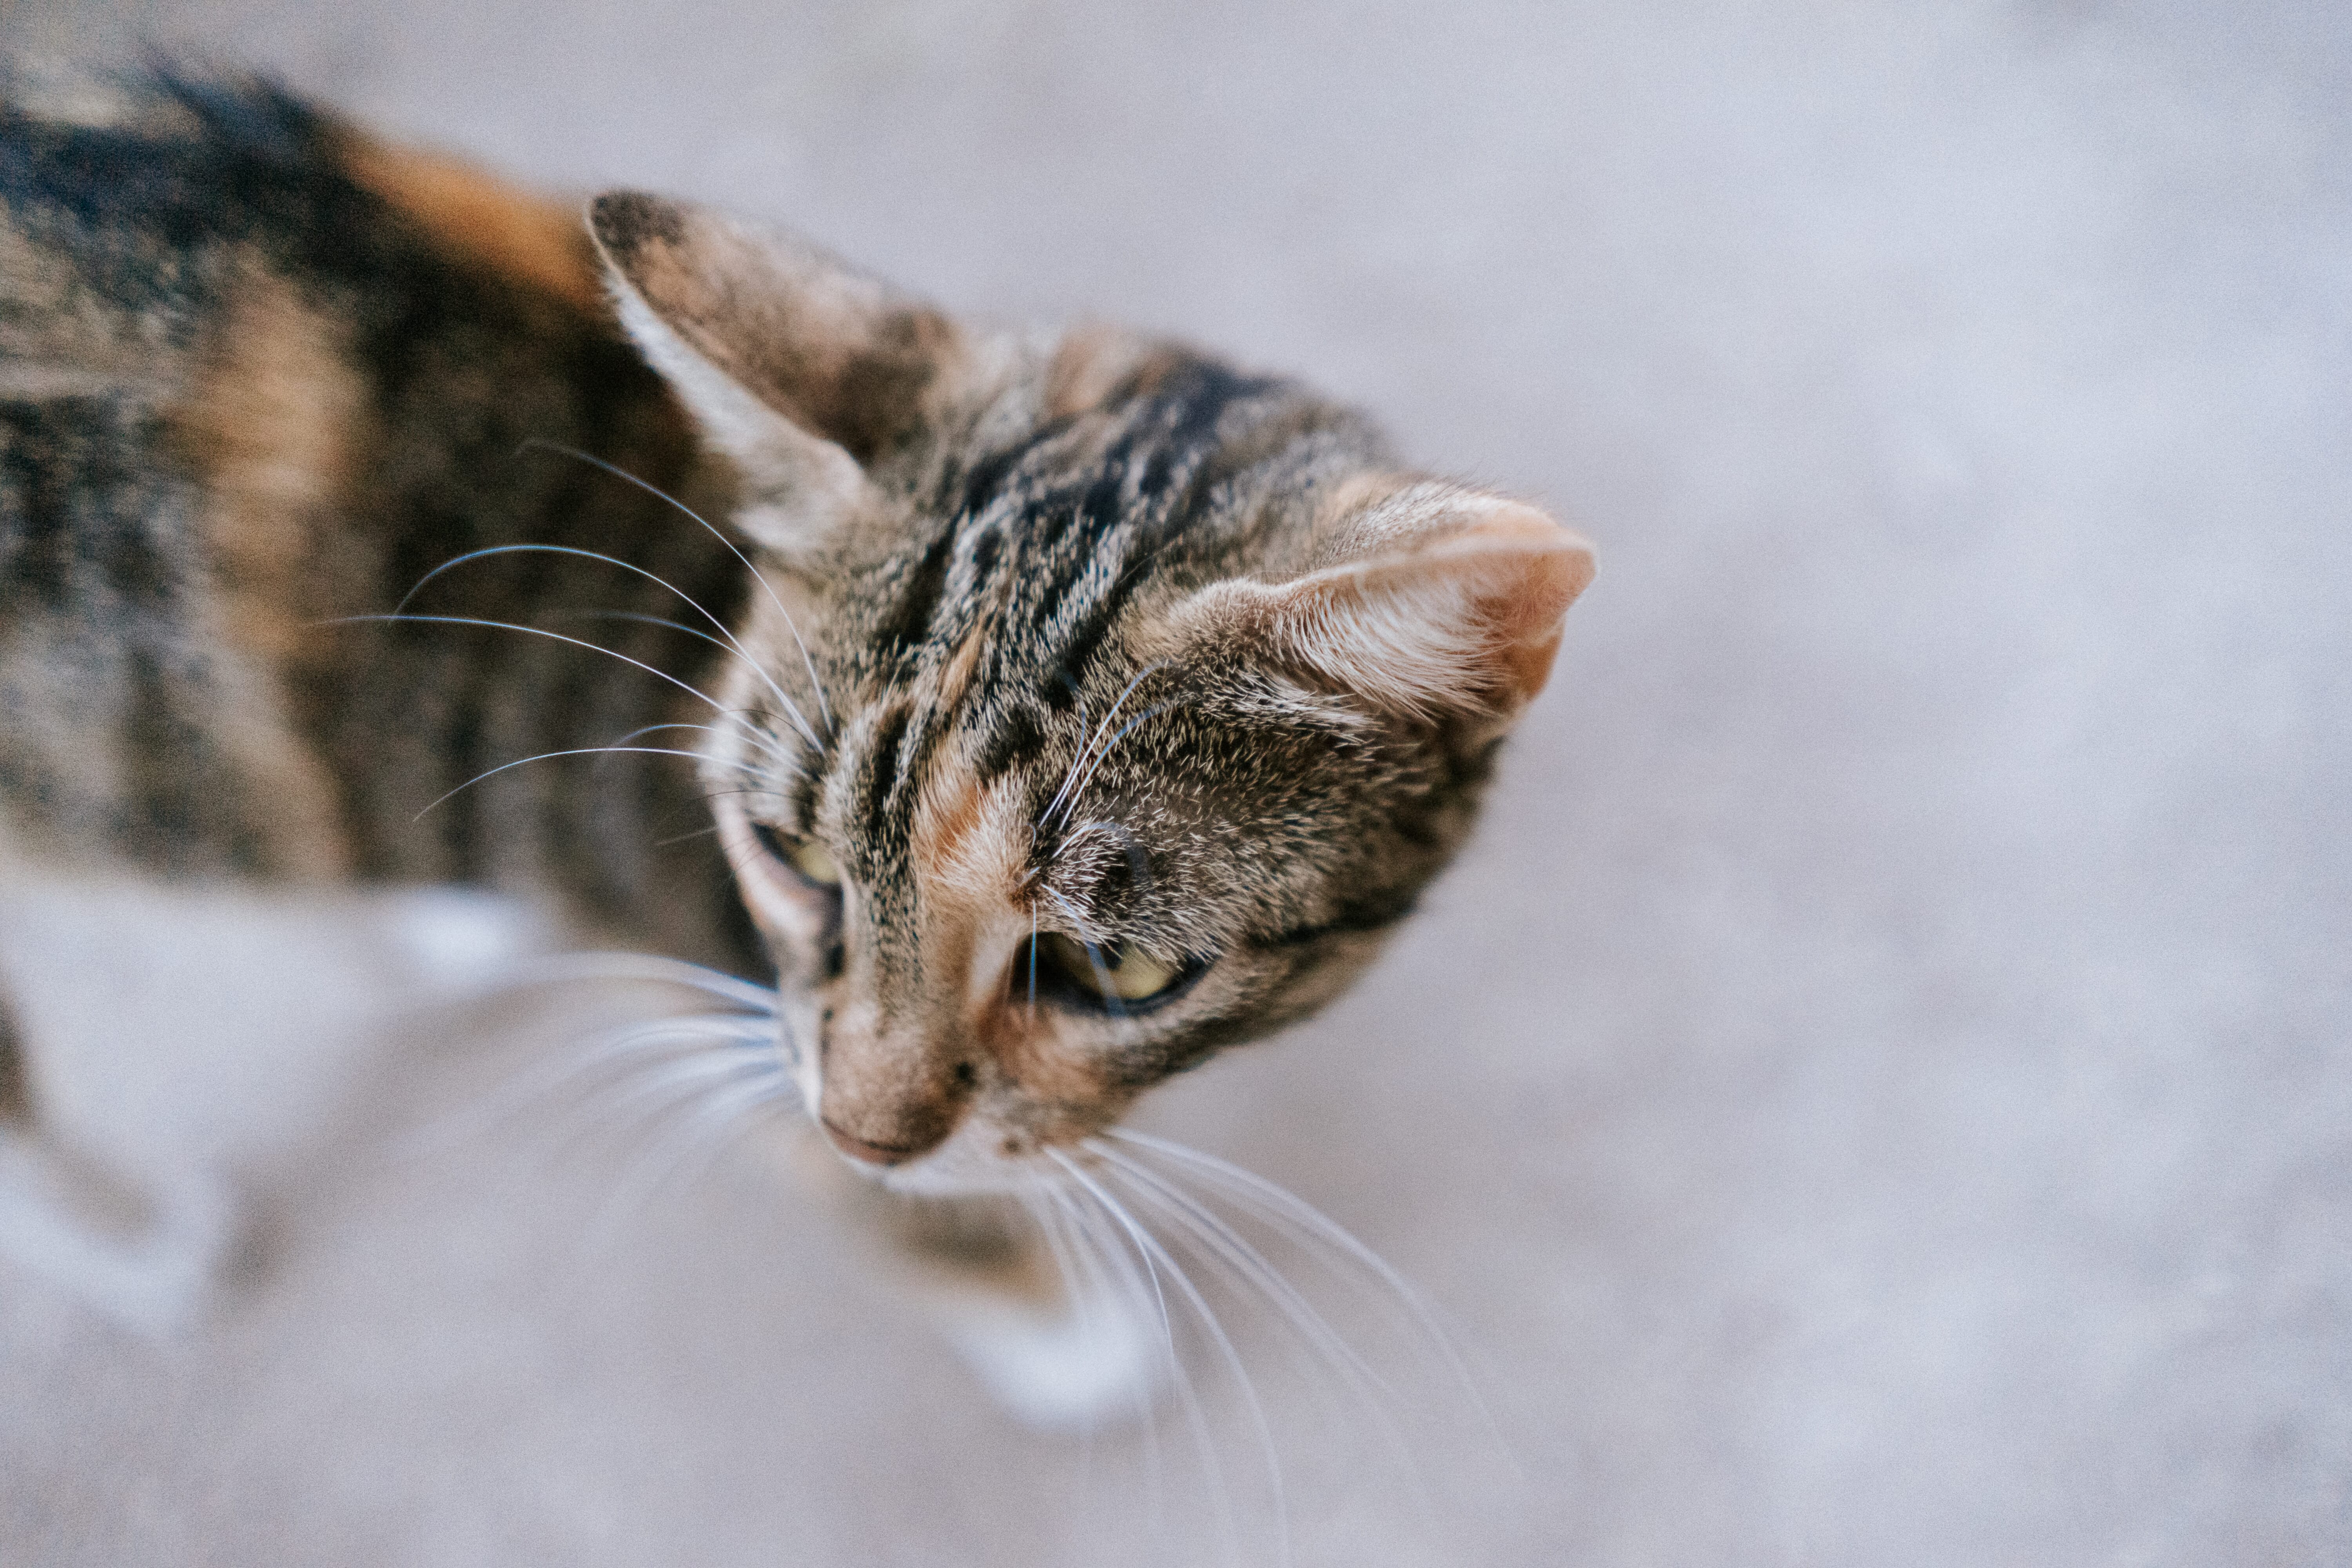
<box><xmin>4</xmin><ymin>1</ymin><xmax>2348</xmax><ymax>1563</ymax></box>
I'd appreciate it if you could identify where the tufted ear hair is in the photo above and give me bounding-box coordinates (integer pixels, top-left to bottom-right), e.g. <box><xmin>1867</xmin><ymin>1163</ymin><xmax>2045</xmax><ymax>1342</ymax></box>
<box><xmin>587</xmin><ymin>191</ymin><xmax>965</xmax><ymax>554</ymax></box>
<box><xmin>1176</xmin><ymin>478</ymin><xmax>1595</xmax><ymax>733</ymax></box>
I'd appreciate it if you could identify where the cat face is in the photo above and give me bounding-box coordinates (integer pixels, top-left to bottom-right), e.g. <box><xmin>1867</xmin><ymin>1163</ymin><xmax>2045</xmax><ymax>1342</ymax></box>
<box><xmin>591</xmin><ymin>194</ymin><xmax>1592</xmax><ymax>1191</ymax></box>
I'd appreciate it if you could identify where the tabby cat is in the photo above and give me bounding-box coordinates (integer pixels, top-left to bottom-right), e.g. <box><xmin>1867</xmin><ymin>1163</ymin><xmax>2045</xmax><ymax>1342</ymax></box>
<box><xmin>0</xmin><ymin>74</ymin><xmax>1590</xmax><ymax>1397</ymax></box>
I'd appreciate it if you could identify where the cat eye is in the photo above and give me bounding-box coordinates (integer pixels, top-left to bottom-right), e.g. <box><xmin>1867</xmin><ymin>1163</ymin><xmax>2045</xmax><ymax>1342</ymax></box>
<box><xmin>740</xmin><ymin>817</ymin><xmax>848</xmax><ymax>982</ymax></box>
<box><xmin>750</xmin><ymin>820</ymin><xmax>842</xmax><ymax>888</ymax></box>
<box><xmin>1031</xmin><ymin>932</ymin><xmax>1198</xmax><ymax>1012</ymax></box>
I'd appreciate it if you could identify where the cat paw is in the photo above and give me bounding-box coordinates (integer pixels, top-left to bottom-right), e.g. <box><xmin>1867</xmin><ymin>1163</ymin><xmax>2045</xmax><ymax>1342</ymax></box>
<box><xmin>930</xmin><ymin>1265</ymin><xmax>1167</xmax><ymax>1432</ymax></box>
<box><xmin>768</xmin><ymin>1131</ymin><xmax>1170</xmax><ymax>1431</ymax></box>
<box><xmin>0</xmin><ymin>1129</ymin><xmax>232</xmax><ymax>1334</ymax></box>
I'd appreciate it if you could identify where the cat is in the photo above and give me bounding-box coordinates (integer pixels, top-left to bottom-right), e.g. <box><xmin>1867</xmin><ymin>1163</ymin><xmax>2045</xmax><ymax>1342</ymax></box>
<box><xmin>0</xmin><ymin>72</ymin><xmax>1592</xmax><ymax>1411</ymax></box>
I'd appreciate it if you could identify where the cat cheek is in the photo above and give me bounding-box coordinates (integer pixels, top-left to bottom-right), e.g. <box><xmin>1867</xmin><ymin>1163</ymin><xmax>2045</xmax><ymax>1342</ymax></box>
<box><xmin>980</xmin><ymin>1017</ymin><xmax>1134</xmax><ymax>1144</ymax></box>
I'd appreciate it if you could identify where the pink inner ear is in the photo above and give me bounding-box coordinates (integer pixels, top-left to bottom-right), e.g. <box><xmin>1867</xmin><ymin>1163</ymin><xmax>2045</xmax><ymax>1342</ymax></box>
<box><xmin>1276</xmin><ymin>499</ymin><xmax>1595</xmax><ymax>720</ymax></box>
<box><xmin>1448</xmin><ymin>506</ymin><xmax>1597</xmax><ymax>704</ymax></box>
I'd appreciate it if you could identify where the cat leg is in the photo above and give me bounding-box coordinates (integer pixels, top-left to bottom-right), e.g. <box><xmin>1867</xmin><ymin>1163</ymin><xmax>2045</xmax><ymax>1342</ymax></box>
<box><xmin>0</xmin><ymin>989</ymin><xmax>232</xmax><ymax>1334</ymax></box>
<box><xmin>0</xmin><ymin>991</ymin><xmax>24</xmax><ymax>1127</ymax></box>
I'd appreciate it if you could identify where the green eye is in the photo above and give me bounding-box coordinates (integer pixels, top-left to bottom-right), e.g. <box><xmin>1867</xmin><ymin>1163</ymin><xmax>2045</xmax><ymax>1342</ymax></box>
<box><xmin>750</xmin><ymin>820</ymin><xmax>841</xmax><ymax>888</ymax></box>
<box><xmin>1038</xmin><ymin>932</ymin><xmax>1185</xmax><ymax>1005</ymax></box>
<box><xmin>789</xmin><ymin>840</ymin><xmax>841</xmax><ymax>887</ymax></box>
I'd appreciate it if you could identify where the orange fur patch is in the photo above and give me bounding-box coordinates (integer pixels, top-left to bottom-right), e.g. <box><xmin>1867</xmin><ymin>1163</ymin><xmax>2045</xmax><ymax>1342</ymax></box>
<box><xmin>174</xmin><ymin>268</ymin><xmax>365</xmax><ymax>879</ymax></box>
<box><xmin>932</xmin><ymin>618</ymin><xmax>991</xmax><ymax>722</ymax></box>
<box><xmin>338</xmin><ymin>133</ymin><xmax>603</xmax><ymax>314</ymax></box>
<box><xmin>908</xmin><ymin>761</ymin><xmax>1027</xmax><ymax>1011</ymax></box>
<box><xmin>912</xmin><ymin>771</ymin><xmax>993</xmax><ymax>893</ymax></box>
<box><xmin>185</xmin><ymin>270</ymin><xmax>365</xmax><ymax>662</ymax></box>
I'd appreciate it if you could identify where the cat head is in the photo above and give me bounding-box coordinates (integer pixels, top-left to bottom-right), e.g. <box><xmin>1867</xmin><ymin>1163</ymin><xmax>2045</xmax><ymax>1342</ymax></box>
<box><xmin>589</xmin><ymin>192</ymin><xmax>1593</xmax><ymax>1192</ymax></box>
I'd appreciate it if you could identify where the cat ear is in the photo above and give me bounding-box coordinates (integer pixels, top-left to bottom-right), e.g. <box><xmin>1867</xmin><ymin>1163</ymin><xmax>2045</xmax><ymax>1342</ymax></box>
<box><xmin>587</xmin><ymin>191</ymin><xmax>964</xmax><ymax>553</ymax></box>
<box><xmin>1183</xmin><ymin>479</ymin><xmax>1595</xmax><ymax>731</ymax></box>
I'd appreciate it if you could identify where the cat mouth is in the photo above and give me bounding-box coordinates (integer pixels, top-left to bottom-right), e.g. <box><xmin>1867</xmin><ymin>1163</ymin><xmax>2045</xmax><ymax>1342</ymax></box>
<box><xmin>818</xmin><ymin>1117</ymin><xmax>936</xmax><ymax>1168</ymax></box>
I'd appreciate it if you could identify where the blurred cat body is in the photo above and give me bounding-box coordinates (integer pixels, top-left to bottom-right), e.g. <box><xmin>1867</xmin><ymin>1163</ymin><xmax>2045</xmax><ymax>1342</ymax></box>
<box><xmin>0</xmin><ymin>76</ymin><xmax>1590</xmax><ymax>1351</ymax></box>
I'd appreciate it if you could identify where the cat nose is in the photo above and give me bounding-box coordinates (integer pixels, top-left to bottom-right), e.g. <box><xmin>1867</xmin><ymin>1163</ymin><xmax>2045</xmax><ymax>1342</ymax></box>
<box><xmin>814</xmin><ymin>1010</ymin><xmax>971</xmax><ymax>1166</ymax></box>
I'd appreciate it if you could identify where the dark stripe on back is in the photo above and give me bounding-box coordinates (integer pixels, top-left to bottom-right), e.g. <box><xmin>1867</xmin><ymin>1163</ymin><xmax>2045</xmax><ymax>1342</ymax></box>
<box><xmin>955</xmin><ymin>413</ymin><xmax>1077</xmax><ymax>520</ymax></box>
<box><xmin>975</xmin><ymin>702</ymin><xmax>1044</xmax><ymax>779</ymax></box>
<box><xmin>1026</xmin><ymin>361</ymin><xmax>1279</xmax><ymax>682</ymax></box>
<box><xmin>0</xmin><ymin>397</ymin><xmax>183</xmax><ymax>616</ymax></box>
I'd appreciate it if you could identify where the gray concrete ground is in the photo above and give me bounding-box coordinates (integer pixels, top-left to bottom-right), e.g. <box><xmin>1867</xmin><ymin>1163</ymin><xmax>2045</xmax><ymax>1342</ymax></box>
<box><xmin>3</xmin><ymin>2</ymin><xmax>2348</xmax><ymax>1563</ymax></box>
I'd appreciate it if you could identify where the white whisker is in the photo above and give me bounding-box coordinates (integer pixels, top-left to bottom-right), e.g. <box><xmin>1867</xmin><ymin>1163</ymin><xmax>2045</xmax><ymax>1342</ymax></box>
<box><xmin>1042</xmin><ymin>662</ymin><xmax>1164</xmax><ymax>828</ymax></box>
<box><xmin>587</xmin><ymin>1067</ymin><xmax>797</xmax><ymax>1243</ymax></box>
<box><xmin>503</xmin><ymin>951</ymin><xmax>778</xmax><ymax>1013</ymax></box>
<box><xmin>566</xmin><ymin>1045</ymin><xmax>776</xmax><ymax>1142</ymax></box>
<box><xmin>1092</xmin><ymin>1143</ymin><xmax>1439</xmax><ymax>1524</ymax></box>
<box><xmin>1043</xmin><ymin>1178</ymin><xmax>1235</xmax><ymax>1563</ymax></box>
<box><xmin>1053</xmin><ymin>1149</ymin><xmax>1287</xmax><ymax>1568</ymax></box>
<box><xmin>399</xmin><ymin>950</ymin><xmax>779</xmax><ymax>1171</ymax></box>
<box><xmin>332</xmin><ymin>612</ymin><xmax>734</xmax><ymax>719</ymax></box>
<box><xmin>399</xmin><ymin>1011</ymin><xmax>756</xmax><ymax>1161</ymax></box>
<box><xmin>407</xmin><ymin>744</ymin><xmax>744</xmax><ymax>822</ymax></box>
<box><xmin>394</xmin><ymin>540</ymin><xmax>822</xmax><ymax>746</ymax></box>
<box><xmin>1107</xmin><ymin>1129</ymin><xmax>1510</xmax><ymax>1465</ymax></box>
<box><xmin>519</xmin><ymin>438</ymin><xmax>836</xmax><ymax>738</ymax></box>
<box><xmin>1091</xmin><ymin>1142</ymin><xmax>1402</xmax><ymax>1404</ymax></box>
<box><xmin>1020</xmin><ymin>1183</ymin><xmax>1167</xmax><ymax>1504</ymax></box>
<box><xmin>472</xmin><ymin>1038</ymin><xmax>773</xmax><ymax>1216</ymax></box>
<box><xmin>593</xmin><ymin>715</ymin><xmax>798</xmax><ymax>777</ymax></box>
<box><xmin>1051</xmin><ymin>699</ymin><xmax>1181</xmax><ymax>829</ymax></box>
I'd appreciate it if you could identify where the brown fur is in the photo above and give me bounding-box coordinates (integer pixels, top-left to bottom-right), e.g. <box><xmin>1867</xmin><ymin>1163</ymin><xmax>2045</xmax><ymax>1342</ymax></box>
<box><xmin>170</xmin><ymin>270</ymin><xmax>370</xmax><ymax>878</ymax></box>
<box><xmin>1042</xmin><ymin>323</ymin><xmax>1165</xmax><ymax>421</ymax></box>
<box><xmin>185</xmin><ymin>269</ymin><xmax>365</xmax><ymax>664</ymax></box>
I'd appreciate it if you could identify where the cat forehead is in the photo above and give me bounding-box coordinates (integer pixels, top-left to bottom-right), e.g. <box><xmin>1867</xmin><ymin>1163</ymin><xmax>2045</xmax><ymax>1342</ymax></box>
<box><xmin>828</xmin><ymin>347</ymin><xmax>1381</xmax><ymax>676</ymax></box>
<box><xmin>746</xmin><ymin>346</ymin><xmax>1390</xmax><ymax>821</ymax></box>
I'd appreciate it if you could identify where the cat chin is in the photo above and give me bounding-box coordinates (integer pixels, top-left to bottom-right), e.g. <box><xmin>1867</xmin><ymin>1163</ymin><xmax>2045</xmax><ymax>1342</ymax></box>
<box><xmin>857</xmin><ymin>1141</ymin><xmax>1058</xmax><ymax>1200</ymax></box>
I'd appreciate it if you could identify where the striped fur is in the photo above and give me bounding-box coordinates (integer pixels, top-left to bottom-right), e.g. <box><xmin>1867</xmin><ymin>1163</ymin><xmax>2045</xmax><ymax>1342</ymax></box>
<box><xmin>0</xmin><ymin>76</ymin><xmax>1593</xmax><ymax>1185</ymax></box>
